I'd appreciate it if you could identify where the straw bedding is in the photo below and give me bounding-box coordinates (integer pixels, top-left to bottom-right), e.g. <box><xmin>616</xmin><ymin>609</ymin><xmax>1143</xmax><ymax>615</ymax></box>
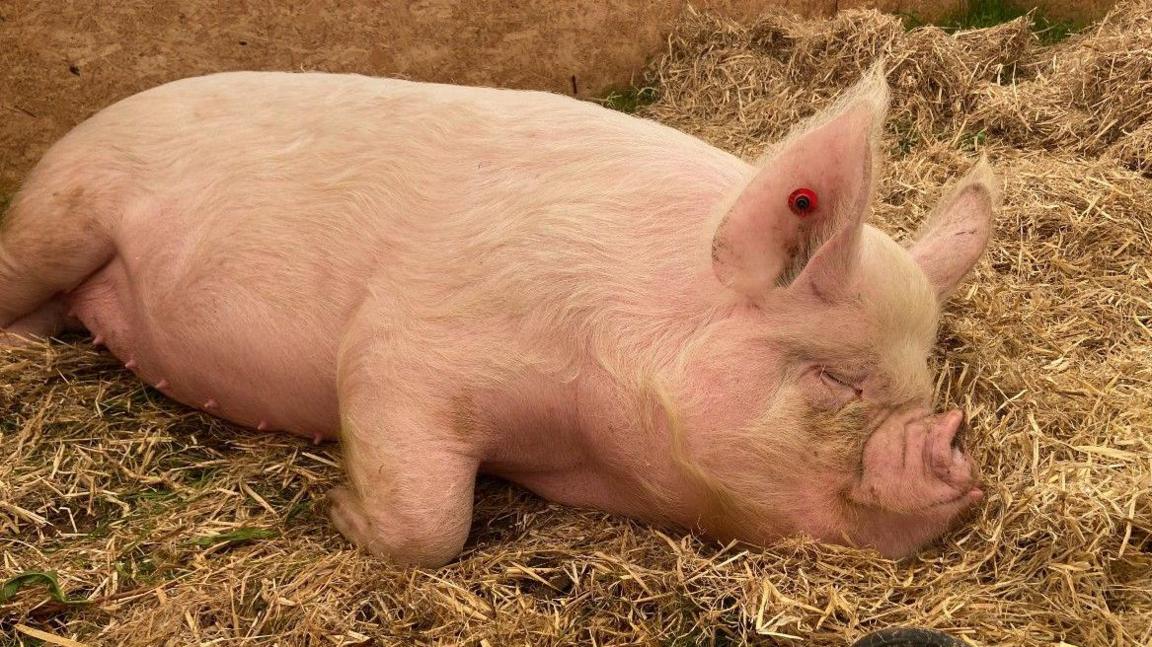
<box><xmin>2</xmin><ymin>3</ymin><xmax>1150</xmax><ymax>645</ymax></box>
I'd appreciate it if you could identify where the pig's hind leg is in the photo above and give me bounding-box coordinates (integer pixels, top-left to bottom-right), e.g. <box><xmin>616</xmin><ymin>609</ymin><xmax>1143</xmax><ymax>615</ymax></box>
<box><xmin>0</xmin><ymin>164</ymin><xmax>117</xmax><ymax>341</ymax></box>
<box><xmin>1</xmin><ymin>299</ymin><xmax>84</xmax><ymax>344</ymax></box>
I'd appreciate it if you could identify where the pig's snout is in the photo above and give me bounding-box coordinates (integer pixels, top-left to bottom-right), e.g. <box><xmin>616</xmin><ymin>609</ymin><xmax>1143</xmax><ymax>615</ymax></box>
<box><xmin>925</xmin><ymin>410</ymin><xmax>978</xmax><ymax>490</ymax></box>
<box><xmin>850</xmin><ymin>409</ymin><xmax>983</xmax><ymax>515</ymax></box>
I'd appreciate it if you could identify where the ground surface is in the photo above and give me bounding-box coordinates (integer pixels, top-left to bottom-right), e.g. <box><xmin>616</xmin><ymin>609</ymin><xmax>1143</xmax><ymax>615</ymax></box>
<box><xmin>2</xmin><ymin>2</ymin><xmax>1151</xmax><ymax>647</ymax></box>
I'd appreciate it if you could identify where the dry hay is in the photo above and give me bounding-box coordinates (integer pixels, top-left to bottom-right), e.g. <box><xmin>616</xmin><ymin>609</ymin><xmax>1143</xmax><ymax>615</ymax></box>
<box><xmin>2</xmin><ymin>3</ymin><xmax>1152</xmax><ymax>646</ymax></box>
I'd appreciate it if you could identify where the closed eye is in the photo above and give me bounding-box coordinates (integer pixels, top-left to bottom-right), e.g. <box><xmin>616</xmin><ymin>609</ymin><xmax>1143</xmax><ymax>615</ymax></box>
<box><xmin>820</xmin><ymin>369</ymin><xmax>863</xmax><ymax>398</ymax></box>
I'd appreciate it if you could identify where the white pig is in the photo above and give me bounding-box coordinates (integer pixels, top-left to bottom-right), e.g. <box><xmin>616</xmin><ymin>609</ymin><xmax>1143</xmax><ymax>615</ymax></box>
<box><xmin>0</xmin><ymin>68</ymin><xmax>995</xmax><ymax>565</ymax></box>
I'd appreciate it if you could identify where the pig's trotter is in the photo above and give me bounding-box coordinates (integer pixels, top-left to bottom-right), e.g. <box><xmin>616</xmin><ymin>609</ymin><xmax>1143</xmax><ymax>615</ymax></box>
<box><xmin>327</xmin><ymin>435</ymin><xmax>479</xmax><ymax>567</ymax></box>
<box><xmin>326</xmin><ymin>486</ymin><xmax>379</xmax><ymax>551</ymax></box>
<box><xmin>0</xmin><ymin>298</ymin><xmax>82</xmax><ymax>345</ymax></box>
<box><xmin>326</xmin><ymin>480</ymin><xmax>473</xmax><ymax>567</ymax></box>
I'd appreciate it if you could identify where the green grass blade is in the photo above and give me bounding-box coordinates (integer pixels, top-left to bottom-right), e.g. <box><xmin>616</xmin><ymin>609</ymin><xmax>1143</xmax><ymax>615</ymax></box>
<box><xmin>0</xmin><ymin>571</ymin><xmax>89</xmax><ymax>606</ymax></box>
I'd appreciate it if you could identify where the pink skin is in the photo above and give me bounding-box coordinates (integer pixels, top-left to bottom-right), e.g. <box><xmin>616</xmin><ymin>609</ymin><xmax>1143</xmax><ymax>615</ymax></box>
<box><xmin>854</xmin><ymin>410</ymin><xmax>982</xmax><ymax>514</ymax></box>
<box><xmin>0</xmin><ymin>70</ymin><xmax>997</xmax><ymax>566</ymax></box>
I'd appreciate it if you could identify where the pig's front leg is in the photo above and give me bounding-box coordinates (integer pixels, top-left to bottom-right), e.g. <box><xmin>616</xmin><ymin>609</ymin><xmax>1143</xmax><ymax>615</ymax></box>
<box><xmin>328</xmin><ymin>342</ymin><xmax>480</xmax><ymax>567</ymax></box>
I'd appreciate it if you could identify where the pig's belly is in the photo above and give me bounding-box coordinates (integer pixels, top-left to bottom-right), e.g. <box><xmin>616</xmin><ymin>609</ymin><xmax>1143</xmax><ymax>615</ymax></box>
<box><xmin>67</xmin><ymin>257</ymin><xmax>341</xmax><ymax>441</ymax></box>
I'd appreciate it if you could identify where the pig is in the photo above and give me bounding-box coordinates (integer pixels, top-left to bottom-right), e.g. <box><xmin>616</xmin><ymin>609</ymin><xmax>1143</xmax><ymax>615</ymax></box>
<box><xmin>0</xmin><ymin>68</ymin><xmax>996</xmax><ymax>566</ymax></box>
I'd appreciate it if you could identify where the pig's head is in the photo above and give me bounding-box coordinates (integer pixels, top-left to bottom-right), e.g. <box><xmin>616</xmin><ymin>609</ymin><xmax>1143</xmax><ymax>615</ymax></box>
<box><xmin>671</xmin><ymin>69</ymin><xmax>997</xmax><ymax>558</ymax></box>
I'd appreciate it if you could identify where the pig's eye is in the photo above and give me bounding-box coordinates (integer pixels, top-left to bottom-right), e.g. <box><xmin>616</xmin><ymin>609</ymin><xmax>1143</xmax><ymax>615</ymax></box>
<box><xmin>788</xmin><ymin>188</ymin><xmax>818</xmax><ymax>215</ymax></box>
<box><xmin>820</xmin><ymin>369</ymin><xmax>862</xmax><ymax>400</ymax></box>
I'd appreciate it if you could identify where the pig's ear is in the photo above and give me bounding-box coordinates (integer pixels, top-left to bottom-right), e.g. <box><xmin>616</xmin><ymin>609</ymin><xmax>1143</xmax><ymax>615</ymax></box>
<box><xmin>711</xmin><ymin>68</ymin><xmax>888</xmax><ymax>305</ymax></box>
<box><xmin>908</xmin><ymin>158</ymin><xmax>1000</xmax><ymax>300</ymax></box>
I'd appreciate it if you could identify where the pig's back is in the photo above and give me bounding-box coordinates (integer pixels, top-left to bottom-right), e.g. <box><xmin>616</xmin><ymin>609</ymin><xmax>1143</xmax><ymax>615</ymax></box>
<box><xmin>55</xmin><ymin>72</ymin><xmax>748</xmax><ymax>437</ymax></box>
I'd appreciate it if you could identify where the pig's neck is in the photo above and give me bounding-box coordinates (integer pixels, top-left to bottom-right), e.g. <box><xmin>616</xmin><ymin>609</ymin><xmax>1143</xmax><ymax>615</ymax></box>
<box><xmin>523</xmin><ymin>291</ymin><xmax>781</xmax><ymax>528</ymax></box>
<box><xmin>478</xmin><ymin>298</ymin><xmax>727</xmax><ymax>528</ymax></box>
<box><xmin>474</xmin><ymin>267</ymin><xmax>736</xmax><ymax>527</ymax></box>
<box><xmin>480</xmin><ymin>160</ymin><xmax>767</xmax><ymax>525</ymax></box>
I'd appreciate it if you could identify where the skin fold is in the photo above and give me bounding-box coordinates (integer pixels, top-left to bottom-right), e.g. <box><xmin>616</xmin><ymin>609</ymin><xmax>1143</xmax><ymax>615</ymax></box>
<box><xmin>0</xmin><ymin>69</ymin><xmax>996</xmax><ymax>566</ymax></box>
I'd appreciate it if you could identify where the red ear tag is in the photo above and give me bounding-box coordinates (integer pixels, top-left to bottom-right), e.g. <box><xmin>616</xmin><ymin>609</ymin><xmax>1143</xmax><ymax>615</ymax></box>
<box><xmin>788</xmin><ymin>188</ymin><xmax>818</xmax><ymax>216</ymax></box>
